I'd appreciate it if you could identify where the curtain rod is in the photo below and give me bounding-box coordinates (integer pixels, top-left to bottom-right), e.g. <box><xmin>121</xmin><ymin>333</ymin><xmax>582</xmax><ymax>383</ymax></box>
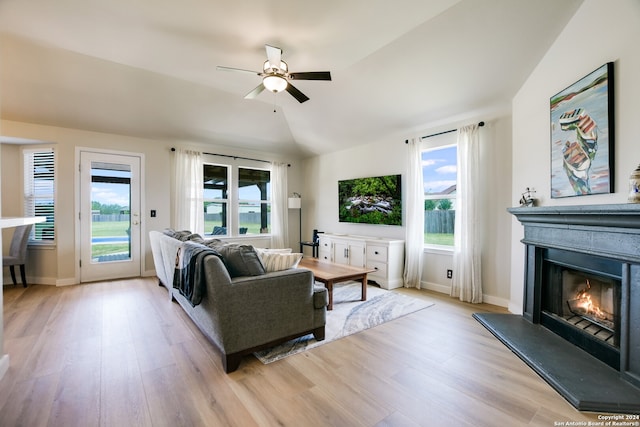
<box><xmin>404</xmin><ymin>121</ymin><xmax>485</xmax><ymax>143</ymax></box>
<box><xmin>170</xmin><ymin>148</ymin><xmax>290</xmax><ymax>166</ymax></box>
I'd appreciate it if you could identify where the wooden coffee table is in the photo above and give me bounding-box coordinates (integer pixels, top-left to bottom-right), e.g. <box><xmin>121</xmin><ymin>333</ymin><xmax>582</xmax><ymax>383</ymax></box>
<box><xmin>298</xmin><ymin>257</ymin><xmax>375</xmax><ymax>310</ymax></box>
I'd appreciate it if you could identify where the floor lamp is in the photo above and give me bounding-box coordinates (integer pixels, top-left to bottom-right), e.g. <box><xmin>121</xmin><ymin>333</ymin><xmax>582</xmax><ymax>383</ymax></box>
<box><xmin>288</xmin><ymin>193</ymin><xmax>301</xmax><ymax>251</ymax></box>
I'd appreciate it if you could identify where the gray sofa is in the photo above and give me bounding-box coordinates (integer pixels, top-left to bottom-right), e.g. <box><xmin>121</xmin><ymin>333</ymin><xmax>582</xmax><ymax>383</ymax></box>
<box><xmin>149</xmin><ymin>230</ymin><xmax>327</xmax><ymax>373</ymax></box>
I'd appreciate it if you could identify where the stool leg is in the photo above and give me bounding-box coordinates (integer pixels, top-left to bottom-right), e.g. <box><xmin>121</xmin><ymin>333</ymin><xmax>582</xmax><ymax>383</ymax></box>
<box><xmin>9</xmin><ymin>266</ymin><xmax>17</xmax><ymax>285</ymax></box>
<box><xmin>19</xmin><ymin>264</ymin><xmax>27</xmax><ymax>287</ymax></box>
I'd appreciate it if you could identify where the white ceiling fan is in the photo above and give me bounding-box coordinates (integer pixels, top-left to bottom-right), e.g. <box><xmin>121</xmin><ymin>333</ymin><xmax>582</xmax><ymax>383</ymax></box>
<box><xmin>217</xmin><ymin>44</ymin><xmax>331</xmax><ymax>103</ymax></box>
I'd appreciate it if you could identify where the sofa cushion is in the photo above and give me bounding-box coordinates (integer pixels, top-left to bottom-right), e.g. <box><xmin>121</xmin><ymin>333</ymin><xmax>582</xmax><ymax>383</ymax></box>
<box><xmin>205</xmin><ymin>240</ymin><xmax>266</xmax><ymax>277</ymax></box>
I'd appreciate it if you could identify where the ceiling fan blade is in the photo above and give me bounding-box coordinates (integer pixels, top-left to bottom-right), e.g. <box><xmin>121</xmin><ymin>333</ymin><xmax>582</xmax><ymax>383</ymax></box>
<box><xmin>289</xmin><ymin>71</ymin><xmax>332</xmax><ymax>81</ymax></box>
<box><xmin>244</xmin><ymin>83</ymin><xmax>266</xmax><ymax>99</ymax></box>
<box><xmin>285</xmin><ymin>83</ymin><xmax>310</xmax><ymax>103</ymax></box>
<box><xmin>265</xmin><ymin>44</ymin><xmax>282</xmax><ymax>68</ymax></box>
<box><xmin>217</xmin><ymin>66</ymin><xmax>262</xmax><ymax>76</ymax></box>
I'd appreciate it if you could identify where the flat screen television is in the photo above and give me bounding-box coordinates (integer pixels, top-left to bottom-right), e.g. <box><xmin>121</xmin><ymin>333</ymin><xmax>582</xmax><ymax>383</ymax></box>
<box><xmin>338</xmin><ymin>174</ymin><xmax>402</xmax><ymax>225</ymax></box>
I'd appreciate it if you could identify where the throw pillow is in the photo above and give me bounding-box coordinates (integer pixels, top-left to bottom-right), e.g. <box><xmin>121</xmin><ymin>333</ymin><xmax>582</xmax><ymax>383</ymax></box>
<box><xmin>174</xmin><ymin>230</ymin><xmax>195</xmax><ymax>241</ymax></box>
<box><xmin>186</xmin><ymin>233</ymin><xmax>205</xmax><ymax>244</ymax></box>
<box><xmin>205</xmin><ymin>240</ymin><xmax>266</xmax><ymax>277</ymax></box>
<box><xmin>254</xmin><ymin>247</ymin><xmax>293</xmax><ymax>257</ymax></box>
<box><xmin>259</xmin><ymin>252</ymin><xmax>303</xmax><ymax>273</ymax></box>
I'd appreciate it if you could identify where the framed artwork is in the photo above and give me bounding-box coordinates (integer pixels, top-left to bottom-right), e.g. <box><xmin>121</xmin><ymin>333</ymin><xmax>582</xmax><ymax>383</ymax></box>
<box><xmin>550</xmin><ymin>62</ymin><xmax>614</xmax><ymax>198</ymax></box>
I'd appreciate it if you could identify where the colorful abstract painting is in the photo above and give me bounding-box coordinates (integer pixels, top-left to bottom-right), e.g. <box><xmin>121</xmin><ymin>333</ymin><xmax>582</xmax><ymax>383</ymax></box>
<box><xmin>550</xmin><ymin>63</ymin><xmax>614</xmax><ymax>198</ymax></box>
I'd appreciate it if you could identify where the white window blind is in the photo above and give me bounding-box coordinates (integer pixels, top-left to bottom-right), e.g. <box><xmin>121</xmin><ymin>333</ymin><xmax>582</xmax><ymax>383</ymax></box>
<box><xmin>23</xmin><ymin>148</ymin><xmax>56</xmax><ymax>241</ymax></box>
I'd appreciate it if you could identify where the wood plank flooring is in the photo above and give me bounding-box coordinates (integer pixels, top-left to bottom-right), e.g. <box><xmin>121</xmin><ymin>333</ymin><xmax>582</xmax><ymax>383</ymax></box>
<box><xmin>0</xmin><ymin>277</ymin><xmax>620</xmax><ymax>426</ymax></box>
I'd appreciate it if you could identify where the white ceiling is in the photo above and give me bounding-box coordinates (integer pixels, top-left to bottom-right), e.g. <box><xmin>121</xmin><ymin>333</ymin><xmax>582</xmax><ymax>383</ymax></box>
<box><xmin>0</xmin><ymin>0</ymin><xmax>582</xmax><ymax>157</ymax></box>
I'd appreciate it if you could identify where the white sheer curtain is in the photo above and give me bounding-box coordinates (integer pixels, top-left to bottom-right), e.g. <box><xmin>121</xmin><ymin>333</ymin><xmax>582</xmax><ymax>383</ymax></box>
<box><xmin>451</xmin><ymin>124</ymin><xmax>483</xmax><ymax>303</ymax></box>
<box><xmin>172</xmin><ymin>148</ymin><xmax>204</xmax><ymax>233</ymax></box>
<box><xmin>270</xmin><ymin>162</ymin><xmax>288</xmax><ymax>249</ymax></box>
<box><xmin>403</xmin><ymin>137</ymin><xmax>424</xmax><ymax>288</ymax></box>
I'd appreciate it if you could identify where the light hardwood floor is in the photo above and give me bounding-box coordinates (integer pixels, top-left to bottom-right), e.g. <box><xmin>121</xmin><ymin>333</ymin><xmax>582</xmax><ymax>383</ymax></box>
<box><xmin>0</xmin><ymin>277</ymin><xmax>615</xmax><ymax>426</ymax></box>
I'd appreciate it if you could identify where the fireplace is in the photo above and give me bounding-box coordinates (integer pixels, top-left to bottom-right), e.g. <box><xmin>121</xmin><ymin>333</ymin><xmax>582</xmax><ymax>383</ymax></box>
<box><xmin>475</xmin><ymin>204</ymin><xmax>640</xmax><ymax>413</ymax></box>
<box><xmin>541</xmin><ymin>249</ymin><xmax>621</xmax><ymax>370</ymax></box>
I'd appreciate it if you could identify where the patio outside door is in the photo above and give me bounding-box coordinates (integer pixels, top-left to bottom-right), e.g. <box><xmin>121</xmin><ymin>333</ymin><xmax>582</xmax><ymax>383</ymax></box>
<box><xmin>80</xmin><ymin>151</ymin><xmax>141</xmax><ymax>282</ymax></box>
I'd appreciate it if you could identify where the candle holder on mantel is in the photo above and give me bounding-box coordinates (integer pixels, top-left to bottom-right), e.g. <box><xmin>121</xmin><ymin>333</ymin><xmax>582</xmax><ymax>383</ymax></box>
<box><xmin>628</xmin><ymin>165</ymin><xmax>640</xmax><ymax>203</ymax></box>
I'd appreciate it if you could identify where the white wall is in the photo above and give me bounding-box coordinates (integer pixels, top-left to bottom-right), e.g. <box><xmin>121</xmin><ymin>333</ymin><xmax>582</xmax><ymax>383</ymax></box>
<box><xmin>303</xmin><ymin>114</ymin><xmax>513</xmax><ymax>306</ymax></box>
<box><xmin>510</xmin><ymin>0</ymin><xmax>640</xmax><ymax>313</ymax></box>
<box><xmin>1</xmin><ymin>120</ymin><xmax>304</xmax><ymax>284</ymax></box>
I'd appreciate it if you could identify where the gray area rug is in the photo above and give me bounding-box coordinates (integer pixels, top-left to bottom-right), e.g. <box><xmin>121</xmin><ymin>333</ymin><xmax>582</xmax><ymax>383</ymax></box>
<box><xmin>254</xmin><ymin>282</ymin><xmax>434</xmax><ymax>364</ymax></box>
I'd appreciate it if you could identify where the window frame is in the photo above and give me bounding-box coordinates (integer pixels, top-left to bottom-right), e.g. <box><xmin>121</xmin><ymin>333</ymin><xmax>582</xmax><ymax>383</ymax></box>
<box><xmin>23</xmin><ymin>147</ymin><xmax>57</xmax><ymax>244</ymax></box>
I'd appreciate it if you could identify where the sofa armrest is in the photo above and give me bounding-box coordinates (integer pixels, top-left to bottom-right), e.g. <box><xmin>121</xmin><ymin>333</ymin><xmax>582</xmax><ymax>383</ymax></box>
<box><xmin>149</xmin><ymin>230</ymin><xmax>182</xmax><ymax>298</ymax></box>
<box><xmin>313</xmin><ymin>284</ymin><xmax>329</xmax><ymax>309</ymax></box>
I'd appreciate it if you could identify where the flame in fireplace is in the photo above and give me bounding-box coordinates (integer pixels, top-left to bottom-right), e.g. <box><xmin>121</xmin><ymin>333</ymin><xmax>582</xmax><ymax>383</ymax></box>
<box><xmin>575</xmin><ymin>280</ymin><xmax>607</xmax><ymax>321</ymax></box>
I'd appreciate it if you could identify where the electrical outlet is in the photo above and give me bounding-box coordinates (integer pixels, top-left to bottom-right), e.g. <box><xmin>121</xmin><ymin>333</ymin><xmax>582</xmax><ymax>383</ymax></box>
<box><xmin>447</xmin><ymin>269</ymin><xmax>453</xmax><ymax>279</ymax></box>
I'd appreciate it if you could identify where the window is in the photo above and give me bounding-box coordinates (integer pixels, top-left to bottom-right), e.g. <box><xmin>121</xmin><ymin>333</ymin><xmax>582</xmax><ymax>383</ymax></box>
<box><xmin>23</xmin><ymin>148</ymin><xmax>56</xmax><ymax>242</ymax></box>
<box><xmin>203</xmin><ymin>164</ymin><xmax>229</xmax><ymax>235</ymax></box>
<box><xmin>422</xmin><ymin>144</ymin><xmax>457</xmax><ymax>247</ymax></box>
<box><xmin>202</xmin><ymin>162</ymin><xmax>271</xmax><ymax>236</ymax></box>
<box><xmin>238</xmin><ymin>167</ymin><xmax>271</xmax><ymax>234</ymax></box>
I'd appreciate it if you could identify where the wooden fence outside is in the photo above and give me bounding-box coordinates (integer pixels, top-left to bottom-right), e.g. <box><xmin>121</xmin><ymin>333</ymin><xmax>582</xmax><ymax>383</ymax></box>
<box><xmin>424</xmin><ymin>210</ymin><xmax>455</xmax><ymax>233</ymax></box>
<box><xmin>92</xmin><ymin>214</ymin><xmax>130</xmax><ymax>222</ymax></box>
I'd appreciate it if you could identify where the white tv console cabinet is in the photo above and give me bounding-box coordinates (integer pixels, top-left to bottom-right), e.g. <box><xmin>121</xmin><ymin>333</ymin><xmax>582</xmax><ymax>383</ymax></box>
<box><xmin>317</xmin><ymin>233</ymin><xmax>405</xmax><ymax>289</ymax></box>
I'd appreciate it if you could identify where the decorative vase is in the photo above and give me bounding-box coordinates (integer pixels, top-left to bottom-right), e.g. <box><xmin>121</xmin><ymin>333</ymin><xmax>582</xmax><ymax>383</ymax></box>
<box><xmin>628</xmin><ymin>164</ymin><xmax>640</xmax><ymax>203</ymax></box>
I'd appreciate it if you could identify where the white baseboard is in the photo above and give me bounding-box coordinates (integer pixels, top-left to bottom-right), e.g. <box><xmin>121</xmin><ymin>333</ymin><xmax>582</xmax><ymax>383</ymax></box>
<box><xmin>421</xmin><ymin>280</ymin><xmax>509</xmax><ymax>308</ymax></box>
<box><xmin>422</xmin><ymin>281</ymin><xmax>450</xmax><ymax>294</ymax></box>
<box><xmin>143</xmin><ymin>269</ymin><xmax>157</xmax><ymax>278</ymax></box>
<box><xmin>56</xmin><ymin>278</ymin><xmax>78</xmax><ymax>286</ymax></box>
<box><xmin>2</xmin><ymin>274</ymin><xmax>59</xmax><ymax>286</ymax></box>
<box><xmin>4</xmin><ymin>273</ymin><xmax>159</xmax><ymax>287</ymax></box>
<box><xmin>0</xmin><ymin>354</ymin><xmax>9</xmax><ymax>381</ymax></box>
<box><xmin>482</xmin><ymin>294</ymin><xmax>510</xmax><ymax>309</ymax></box>
<box><xmin>508</xmin><ymin>302</ymin><xmax>523</xmax><ymax>315</ymax></box>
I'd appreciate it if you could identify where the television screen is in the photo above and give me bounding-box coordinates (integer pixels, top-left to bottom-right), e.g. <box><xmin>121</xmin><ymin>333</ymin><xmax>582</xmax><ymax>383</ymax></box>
<box><xmin>338</xmin><ymin>174</ymin><xmax>402</xmax><ymax>225</ymax></box>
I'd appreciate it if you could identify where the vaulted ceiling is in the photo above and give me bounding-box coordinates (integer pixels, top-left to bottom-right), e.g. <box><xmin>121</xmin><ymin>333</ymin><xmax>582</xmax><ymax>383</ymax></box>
<box><xmin>0</xmin><ymin>0</ymin><xmax>582</xmax><ymax>157</ymax></box>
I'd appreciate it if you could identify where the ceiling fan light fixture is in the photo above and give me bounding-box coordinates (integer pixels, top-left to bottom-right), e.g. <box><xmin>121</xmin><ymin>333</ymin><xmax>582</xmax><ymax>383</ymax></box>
<box><xmin>263</xmin><ymin>75</ymin><xmax>288</xmax><ymax>93</ymax></box>
<box><xmin>263</xmin><ymin>60</ymin><xmax>288</xmax><ymax>74</ymax></box>
<box><xmin>220</xmin><ymin>45</ymin><xmax>328</xmax><ymax>103</ymax></box>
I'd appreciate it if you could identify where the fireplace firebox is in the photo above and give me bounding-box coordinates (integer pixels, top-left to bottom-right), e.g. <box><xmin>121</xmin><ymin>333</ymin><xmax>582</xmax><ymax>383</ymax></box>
<box><xmin>474</xmin><ymin>204</ymin><xmax>640</xmax><ymax>413</ymax></box>
<box><xmin>541</xmin><ymin>249</ymin><xmax>621</xmax><ymax>369</ymax></box>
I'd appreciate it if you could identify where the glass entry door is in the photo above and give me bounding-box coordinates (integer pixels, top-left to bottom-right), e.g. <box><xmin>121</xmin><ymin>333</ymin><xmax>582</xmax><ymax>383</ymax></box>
<box><xmin>80</xmin><ymin>151</ymin><xmax>141</xmax><ymax>282</ymax></box>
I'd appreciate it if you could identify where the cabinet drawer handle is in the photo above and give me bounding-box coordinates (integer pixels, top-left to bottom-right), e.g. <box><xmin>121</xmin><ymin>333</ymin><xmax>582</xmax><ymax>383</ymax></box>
<box><xmin>374</xmin><ymin>251</ymin><xmax>379</xmax><ymax>255</ymax></box>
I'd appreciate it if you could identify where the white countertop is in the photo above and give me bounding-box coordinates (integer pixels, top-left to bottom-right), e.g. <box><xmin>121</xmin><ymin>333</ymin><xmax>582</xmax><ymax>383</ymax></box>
<box><xmin>0</xmin><ymin>217</ymin><xmax>46</xmax><ymax>229</ymax></box>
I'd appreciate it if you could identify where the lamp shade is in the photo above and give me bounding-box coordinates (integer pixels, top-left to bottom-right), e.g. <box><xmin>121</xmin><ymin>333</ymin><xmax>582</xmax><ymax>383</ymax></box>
<box><xmin>263</xmin><ymin>75</ymin><xmax>288</xmax><ymax>93</ymax></box>
<box><xmin>288</xmin><ymin>197</ymin><xmax>301</xmax><ymax>209</ymax></box>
